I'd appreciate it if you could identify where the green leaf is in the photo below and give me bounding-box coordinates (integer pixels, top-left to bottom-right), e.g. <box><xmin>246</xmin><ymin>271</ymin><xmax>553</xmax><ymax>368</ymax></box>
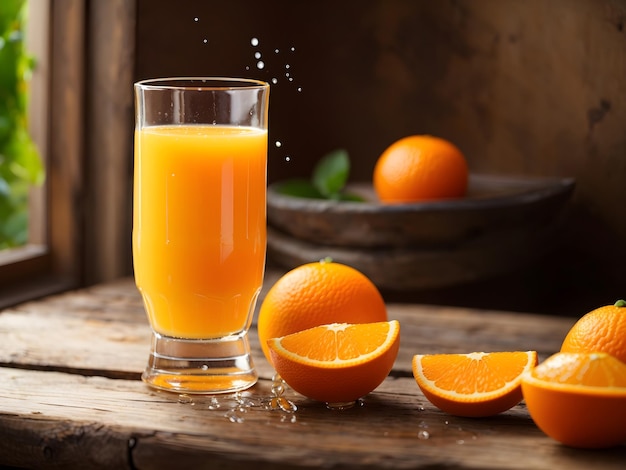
<box><xmin>274</xmin><ymin>150</ymin><xmax>365</xmax><ymax>202</ymax></box>
<box><xmin>336</xmin><ymin>191</ymin><xmax>365</xmax><ymax>202</ymax></box>
<box><xmin>8</xmin><ymin>126</ymin><xmax>44</xmax><ymax>184</ymax></box>
<box><xmin>0</xmin><ymin>0</ymin><xmax>25</xmax><ymax>38</ymax></box>
<box><xmin>0</xmin><ymin>115</ymin><xmax>11</xmax><ymax>146</ymax></box>
<box><xmin>274</xmin><ymin>179</ymin><xmax>325</xmax><ymax>199</ymax></box>
<box><xmin>312</xmin><ymin>149</ymin><xmax>350</xmax><ymax>198</ymax></box>
<box><xmin>0</xmin><ymin>24</ymin><xmax>20</xmax><ymax>99</ymax></box>
<box><xmin>0</xmin><ymin>175</ymin><xmax>10</xmax><ymax>197</ymax></box>
<box><xmin>0</xmin><ymin>0</ymin><xmax>44</xmax><ymax>248</ymax></box>
<box><xmin>2</xmin><ymin>207</ymin><xmax>27</xmax><ymax>245</ymax></box>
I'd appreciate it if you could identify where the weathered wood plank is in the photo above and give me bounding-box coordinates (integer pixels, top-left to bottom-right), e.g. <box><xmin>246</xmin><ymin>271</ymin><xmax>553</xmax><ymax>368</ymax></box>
<box><xmin>0</xmin><ymin>275</ymin><xmax>617</xmax><ymax>469</ymax></box>
<box><xmin>1</xmin><ymin>367</ymin><xmax>624</xmax><ymax>470</ymax></box>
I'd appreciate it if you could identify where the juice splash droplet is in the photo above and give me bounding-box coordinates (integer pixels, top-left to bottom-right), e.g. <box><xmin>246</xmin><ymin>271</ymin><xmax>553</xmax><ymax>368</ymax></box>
<box><xmin>254</xmin><ymin>52</ymin><xmax>262</xmax><ymax>59</ymax></box>
<box><xmin>224</xmin><ymin>410</ymin><xmax>246</xmax><ymax>423</ymax></box>
<box><xmin>275</xmin><ymin>141</ymin><xmax>282</xmax><ymax>147</ymax></box>
<box><xmin>178</xmin><ymin>394</ymin><xmax>193</xmax><ymax>404</ymax></box>
<box><xmin>418</xmin><ymin>430</ymin><xmax>430</xmax><ymax>440</ymax></box>
<box><xmin>251</xmin><ymin>37</ymin><xmax>259</xmax><ymax>46</ymax></box>
<box><xmin>326</xmin><ymin>401</ymin><xmax>356</xmax><ymax>410</ymax></box>
<box><xmin>270</xmin><ymin>396</ymin><xmax>297</xmax><ymax>412</ymax></box>
<box><xmin>267</xmin><ymin>374</ymin><xmax>298</xmax><ymax>413</ymax></box>
<box><xmin>271</xmin><ymin>381</ymin><xmax>285</xmax><ymax>397</ymax></box>
<box><xmin>234</xmin><ymin>391</ymin><xmax>259</xmax><ymax>408</ymax></box>
<box><xmin>256</xmin><ymin>61</ymin><xmax>265</xmax><ymax>70</ymax></box>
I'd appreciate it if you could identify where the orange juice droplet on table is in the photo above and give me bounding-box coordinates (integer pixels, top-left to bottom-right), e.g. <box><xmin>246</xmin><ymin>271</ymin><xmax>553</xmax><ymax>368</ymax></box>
<box><xmin>133</xmin><ymin>124</ymin><xmax>267</xmax><ymax>339</ymax></box>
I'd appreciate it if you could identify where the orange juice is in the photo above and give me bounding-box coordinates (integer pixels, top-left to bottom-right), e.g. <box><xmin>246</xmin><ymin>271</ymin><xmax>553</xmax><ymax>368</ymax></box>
<box><xmin>133</xmin><ymin>125</ymin><xmax>267</xmax><ymax>339</ymax></box>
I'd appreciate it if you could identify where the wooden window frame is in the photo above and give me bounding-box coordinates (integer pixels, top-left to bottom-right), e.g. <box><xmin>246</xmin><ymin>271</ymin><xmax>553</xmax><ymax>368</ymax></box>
<box><xmin>0</xmin><ymin>0</ymin><xmax>136</xmax><ymax>308</ymax></box>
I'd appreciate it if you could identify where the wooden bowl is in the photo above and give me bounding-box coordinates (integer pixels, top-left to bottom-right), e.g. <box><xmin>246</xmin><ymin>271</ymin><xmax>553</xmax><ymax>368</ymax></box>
<box><xmin>267</xmin><ymin>174</ymin><xmax>575</xmax><ymax>290</ymax></box>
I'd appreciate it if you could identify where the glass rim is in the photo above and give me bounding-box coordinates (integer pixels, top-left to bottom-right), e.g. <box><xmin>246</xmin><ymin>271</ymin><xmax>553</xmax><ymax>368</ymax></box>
<box><xmin>134</xmin><ymin>77</ymin><xmax>269</xmax><ymax>91</ymax></box>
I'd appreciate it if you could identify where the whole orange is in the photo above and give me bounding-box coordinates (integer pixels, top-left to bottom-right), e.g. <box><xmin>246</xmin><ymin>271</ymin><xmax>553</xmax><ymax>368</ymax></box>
<box><xmin>257</xmin><ymin>260</ymin><xmax>388</xmax><ymax>364</ymax></box>
<box><xmin>373</xmin><ymin>135</ymin><xmax>468</xmax><ymax>203</ymax></box>
<box><xmin>561</xmin><ymin>300</ymin><xmax>626</xmax><ymax>363</ymax></box>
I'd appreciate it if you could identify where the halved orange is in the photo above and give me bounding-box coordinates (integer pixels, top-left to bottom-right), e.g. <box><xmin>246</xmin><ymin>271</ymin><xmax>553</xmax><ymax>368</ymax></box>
<box><xmin>267</xmin><ymin>320</ymin><xmax>400</xmax><ymax>404</ymax></box>
<box><xmin>412</xmin><ymin>351</ymin><xmax>538</xmax><ymax>417</ymax></box>
<box><xmin>521</xmin><ymin>352</ymin><xmax>626</xmax><ymax>448</ymax></box>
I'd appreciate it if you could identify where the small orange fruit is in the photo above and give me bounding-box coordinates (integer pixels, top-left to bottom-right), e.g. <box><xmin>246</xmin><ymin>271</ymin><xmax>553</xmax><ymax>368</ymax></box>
<box><xmin>267</xmin><ymin>320</ymin><xmax>400</xmax><ymax>404</ymax></box>
<box><xmin>412</xmin><ymin>351</ymin><xmax>538</xmax><ymax>417</ymax></box>
<box><xmin>561</xmin><ymin>300</ymin><xmax>626</xmax><ymax>363</ymax></box>
<box><xmin>373</xmin><ymin>135</ymin><xmax>468</xmax><ymax>203</ymax></box>
<box><xmin>521</xmin><ymin>352</ymin><xmax>626</xmax><ymax>448</ymax></box>
<box><xmin>257</xmin><ymin>260</ymin><xmax>387</xmax><ymax>364</ymax></box>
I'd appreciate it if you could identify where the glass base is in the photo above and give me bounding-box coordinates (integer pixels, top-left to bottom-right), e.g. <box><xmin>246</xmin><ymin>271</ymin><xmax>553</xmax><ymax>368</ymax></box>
<box><xmin>142</xmin><ymin>331</ymin><xmax>258</xmax><ymax>394</ymax></box>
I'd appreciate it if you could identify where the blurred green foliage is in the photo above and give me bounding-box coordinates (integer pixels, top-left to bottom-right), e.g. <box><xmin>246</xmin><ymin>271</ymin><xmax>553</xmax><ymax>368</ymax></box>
<box><xmin>0</xmin><ymin>0</ymin><xmax>44</xmax><ymax>249</ymax></box>
<box><xmin>275</xmin><ymin>149</ymin><xmax>364</xmax><ymax>202</ymax></box>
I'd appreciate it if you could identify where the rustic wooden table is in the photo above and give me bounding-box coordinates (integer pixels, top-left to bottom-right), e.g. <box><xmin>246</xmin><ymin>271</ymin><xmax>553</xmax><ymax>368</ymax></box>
<box><xmin>0</xmin><ymin>271</ymin><xmax>624</xmax><ymax>469</ymax></box>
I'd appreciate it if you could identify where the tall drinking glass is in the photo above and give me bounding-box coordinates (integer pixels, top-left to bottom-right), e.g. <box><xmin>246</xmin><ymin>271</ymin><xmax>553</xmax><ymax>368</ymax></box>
<box><xmin>133</xmin><ymin>78</ymin><xmax>269</xmax><ymax>394</ymax></box>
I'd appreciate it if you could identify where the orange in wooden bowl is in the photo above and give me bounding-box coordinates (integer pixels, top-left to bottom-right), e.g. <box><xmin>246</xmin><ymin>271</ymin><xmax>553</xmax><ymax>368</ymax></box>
<box><xmin>412</xmin><ymin>351</ymin><xmax>538</xmax><ymax>417</ymax></box>
<box><xmin>521</xmin><ymin>352</ymin><xmax>626</xmax><ymax>449</ymax></box>
<box><xmin>267</xmin><ymin>320</ymin><xmax>400</xmax><ymax>406</ymax></box>
<box><xmin>266</xmin><ymin>175</ymin><xmax>575</xmax><ymax>292</ymax></box>
<box><xmin>373</xmin><ymin>135</ymin><xmax>468</xmax><ymax>203</ymax></box>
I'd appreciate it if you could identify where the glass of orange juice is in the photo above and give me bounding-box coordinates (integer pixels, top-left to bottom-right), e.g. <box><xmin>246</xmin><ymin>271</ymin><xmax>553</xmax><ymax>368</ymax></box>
<box><xmin>133</xmin><ymin>78</ymin><xmax>269</xmax><ymax>394</ymax></box>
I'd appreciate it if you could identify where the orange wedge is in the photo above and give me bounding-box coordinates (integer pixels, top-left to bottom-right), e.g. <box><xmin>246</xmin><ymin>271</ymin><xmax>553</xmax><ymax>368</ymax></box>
<box><xmin>267</xmin><ymin>320</ymin><xmax>400</xmax><ymax>404</ymax></box>
<box><xmin>412</xmin><ymin>351</ymin><xmax>538</xmax><ymax>417</ymax></box>
<box><xmin>521</xmin><ymin>352</ymin><xmax>626</xmax><ymax>448</ymax></box>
